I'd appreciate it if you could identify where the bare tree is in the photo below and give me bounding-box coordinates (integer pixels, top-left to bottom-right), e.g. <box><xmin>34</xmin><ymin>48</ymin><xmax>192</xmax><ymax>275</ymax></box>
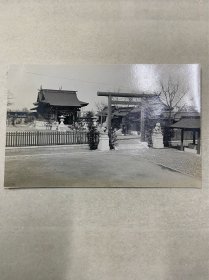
<box><xmin>155</xmin><ymin>79</ymin><xmax>188</xmax><ymax>146</ymax></box>
<box><xmin>157</xmin><ymin>79</ymin><xmax>187</xmax><ymax>115</ymax></box>
<box><xmin>95</xmin><ymin>101</ymin><xmax>107</xmax><ymax>112</ymax></box>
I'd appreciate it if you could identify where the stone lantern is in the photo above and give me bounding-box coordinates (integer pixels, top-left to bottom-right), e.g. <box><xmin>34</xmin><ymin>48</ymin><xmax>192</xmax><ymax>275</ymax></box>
<box><xmin>58</xmin><ymin>115</ymin><xmax>67</xmax><ymax>131</ymax></box>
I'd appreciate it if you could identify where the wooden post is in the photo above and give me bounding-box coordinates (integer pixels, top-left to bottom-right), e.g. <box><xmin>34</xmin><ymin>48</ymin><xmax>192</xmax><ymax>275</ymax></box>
<box><xmin>197</xmin><ymin>129</ymin><xmax>201</xmax><ymax>154</ymax></box>
<box><xmin>180</xmin><ymin>129</ymin><xmax>184</xmax><ymax>151</ymax></box>
<box><xmin>140</xmin><ymin>98</ymin><xmax>145</xmax><ymax>142</ymax></box>
<box><xmin>193</xmin><ymin>129</ymin><xmax>196</xmax><ymax>145</ymax></box>
<box><xmin>37</xmin><ymin>131</ymin><xmax>39</xmax><ymax>146</ymax></box>
<box><xmin>55</xmin><ymin>108</ymin><xmax>58</xmax><ymax>122</ymax></box>
<box><xmin>107</xmin><ymin>95</ymin><xmax>112</xmax><ymax>133</ymax></box>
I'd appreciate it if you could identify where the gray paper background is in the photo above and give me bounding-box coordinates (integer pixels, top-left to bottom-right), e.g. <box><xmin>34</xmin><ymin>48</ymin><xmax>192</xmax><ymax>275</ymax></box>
<box><xmin>0</xmin><ymin>1</ymin><xmax>208</xmax><ymax>279</ymax></box>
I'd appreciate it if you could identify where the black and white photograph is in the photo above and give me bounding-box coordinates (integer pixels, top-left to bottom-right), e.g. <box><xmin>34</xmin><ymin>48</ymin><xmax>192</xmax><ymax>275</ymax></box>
<box><xmin>4</xmin><ymin>64</ymin><xmax>201</xmax><ymax>188</ymax></box>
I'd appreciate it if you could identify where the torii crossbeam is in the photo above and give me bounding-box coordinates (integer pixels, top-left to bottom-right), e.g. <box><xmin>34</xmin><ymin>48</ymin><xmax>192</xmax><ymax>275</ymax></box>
<box><xmin>97</xmin><ymin>91</ymin><xmax>158</xmax><ymax>141</ymax></box>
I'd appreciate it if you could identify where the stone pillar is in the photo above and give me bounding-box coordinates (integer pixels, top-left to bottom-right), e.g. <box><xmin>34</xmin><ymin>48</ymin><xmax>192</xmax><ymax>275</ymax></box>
<box><xmin>152</xmin><ymin>123</ymin><xmax>164</xmax><ymax>148</ymax></box>
<box><xmin>98</xmin><ymin>133</ymin><xmax>109</xmax><ymax>151</ymax></box>
<box><xmin>98</xmin><ymin>124</ymin><xmax>109</xmax><ymax>151</ymax></box>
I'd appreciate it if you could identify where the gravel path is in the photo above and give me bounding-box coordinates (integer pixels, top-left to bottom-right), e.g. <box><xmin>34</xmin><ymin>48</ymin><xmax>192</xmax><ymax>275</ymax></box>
<box><xmin>120</xmin><ymin>148</ymin><xmax>201</xmax><ymax>178</ymax></box>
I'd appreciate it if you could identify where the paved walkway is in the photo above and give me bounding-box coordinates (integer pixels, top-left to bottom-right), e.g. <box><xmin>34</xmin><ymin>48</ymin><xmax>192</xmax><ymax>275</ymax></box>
<box><xmin>4</xmin><ymin>146</ymin><xmax>201</xmax><ymax>188</ymax></box>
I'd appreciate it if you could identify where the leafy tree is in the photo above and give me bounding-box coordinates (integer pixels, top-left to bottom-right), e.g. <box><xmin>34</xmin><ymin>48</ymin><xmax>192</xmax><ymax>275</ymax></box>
<box><xmin>87</xmin><ymin>125</ymin><xmax>99</xmax><ymax>150</ymax></box>
<box><xmin>84</xmin><ymin>111</ymin><xmax>100</xmax><ymax>150</ymax></box>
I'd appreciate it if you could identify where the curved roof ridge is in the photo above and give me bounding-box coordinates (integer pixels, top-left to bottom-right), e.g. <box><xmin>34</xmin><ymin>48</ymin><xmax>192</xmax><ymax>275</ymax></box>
<box><xmin>37</xmin><ymin>88</ymin><xmax>88</xmax><ymax>107</ymax></box>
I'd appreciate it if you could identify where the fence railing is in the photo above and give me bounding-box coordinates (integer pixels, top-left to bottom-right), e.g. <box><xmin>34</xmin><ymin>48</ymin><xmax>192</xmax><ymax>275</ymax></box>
<box><xmin>6</xmin><ymin>131</ymin><xmax>88</xmax><ymax>147</ymax></box>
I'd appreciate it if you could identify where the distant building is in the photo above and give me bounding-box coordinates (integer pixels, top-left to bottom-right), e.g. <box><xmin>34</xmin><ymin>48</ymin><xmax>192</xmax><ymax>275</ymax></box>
<box><xmin>31</xmin><ymin>88</ymin><xmax>88</xmax><ymax>124</ymax></box>
<box><xmin>96</xmin><ymin>95</ymin><xmax>168</xmax><ymax>133</ymax></box>
<box><xmin>7</xmin><ymin>111</ymin><xmax>37</xmax><ymax>126</ymax></box>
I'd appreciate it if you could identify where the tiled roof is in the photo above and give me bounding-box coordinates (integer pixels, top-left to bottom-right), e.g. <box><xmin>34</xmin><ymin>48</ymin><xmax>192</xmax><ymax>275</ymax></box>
<box><xmin>38</xmin><ymin>89</ymin><xmax>88</xmax><ymax>107</ymax></box>
<box><xmin>171</xmin><ymin>117</ymin><xmax>200</xmax><ymax>129</ymax></box>
<box><xmin>161</xmin><ymin>111</ymin><xmax>200</xmax><ymax>120</ymax></box>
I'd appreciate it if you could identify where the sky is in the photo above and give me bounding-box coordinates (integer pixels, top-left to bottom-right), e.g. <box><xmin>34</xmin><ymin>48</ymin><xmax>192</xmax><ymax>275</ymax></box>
<box><xmin>7</xmin><ymin>64</ymin><xmax>200</xmax><ymax>113</ymax></box>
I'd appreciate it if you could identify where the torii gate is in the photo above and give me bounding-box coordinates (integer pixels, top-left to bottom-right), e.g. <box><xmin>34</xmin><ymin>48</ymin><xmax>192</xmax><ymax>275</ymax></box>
<box><xmin>97</xmin><ymin>91</ymin><xmax>158</xmax><ymax>141</ymax></box>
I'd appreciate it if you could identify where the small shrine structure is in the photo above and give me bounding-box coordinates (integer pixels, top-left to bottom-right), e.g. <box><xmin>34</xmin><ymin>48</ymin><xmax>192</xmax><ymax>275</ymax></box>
<box><xmin>170</xmin><ymin>117</ymin><xmax>201</xmax><ymax>154</ymax></box>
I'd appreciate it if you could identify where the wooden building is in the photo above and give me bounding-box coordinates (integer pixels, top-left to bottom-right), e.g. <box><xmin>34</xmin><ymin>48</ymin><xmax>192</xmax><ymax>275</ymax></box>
<box><xmin>170</xmin><ymin>116</ymin><xmax>201</xmax><ymax>154</ymax></box>
<box><xmin>31</xmin><ymin>88</ymin><xmax>88</xmax><ymax>124</ymax></box>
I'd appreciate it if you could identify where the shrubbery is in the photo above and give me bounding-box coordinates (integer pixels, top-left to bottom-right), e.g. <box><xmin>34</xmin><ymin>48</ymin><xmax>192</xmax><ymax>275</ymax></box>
<box><xmin>87</xmin><ymin>126</ymin><xmax>100</xmax><ymax>150</ymax></box>
<box><xmin>109</xmin><ymin>128</ymin><xmax>118</xmax><ymax>150</ymax></box>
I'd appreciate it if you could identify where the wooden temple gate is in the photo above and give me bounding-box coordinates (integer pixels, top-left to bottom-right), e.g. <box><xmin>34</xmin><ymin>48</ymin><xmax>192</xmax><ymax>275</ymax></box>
<box><xmin>97</xmin><ymin>92</ymin><xmax>158</xmax><ymax>141</ymax></box>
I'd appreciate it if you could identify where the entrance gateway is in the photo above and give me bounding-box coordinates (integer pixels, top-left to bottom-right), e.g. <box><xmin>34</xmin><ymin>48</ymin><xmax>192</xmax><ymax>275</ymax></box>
<box><xmin>97</xmin><ymin>91</ymin><xmax>158</xmax><ymax>141</ymax></box>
